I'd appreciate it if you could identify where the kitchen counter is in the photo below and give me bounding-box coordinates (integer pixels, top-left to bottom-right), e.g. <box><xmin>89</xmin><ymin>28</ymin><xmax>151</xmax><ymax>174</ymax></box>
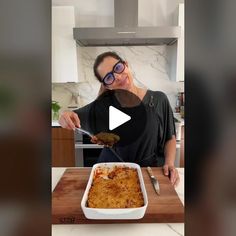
<box><xmin>174</xmin><ymin>113</ymin><xmax>184</xmax><ymax>126</ymax></box>
<box><xmin>52</xmin><ymin>168</ymin><xmax>184</xmax><ymax>236</ymax></box>
<box><xmin>52</xmin><ymin>121</ymin><xmax>60</xmax><ymax>127</ymax></box>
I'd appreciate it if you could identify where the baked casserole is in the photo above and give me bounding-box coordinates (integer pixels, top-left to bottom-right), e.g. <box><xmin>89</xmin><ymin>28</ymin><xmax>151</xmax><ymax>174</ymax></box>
<box><xmin>87</xmin><ymin>166</ymin><xmax>144</xmax><ymax>208</ymax></box>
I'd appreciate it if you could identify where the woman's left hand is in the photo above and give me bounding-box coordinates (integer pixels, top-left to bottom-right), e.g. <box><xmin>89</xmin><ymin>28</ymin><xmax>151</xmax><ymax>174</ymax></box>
<box><xmin>162</xmin><ymin>164</ymin><xmax>180</xmax><ymax>187</ymax></box>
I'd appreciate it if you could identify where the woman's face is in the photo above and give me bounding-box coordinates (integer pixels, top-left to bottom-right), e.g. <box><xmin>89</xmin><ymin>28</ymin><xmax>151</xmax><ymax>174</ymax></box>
<box><xmin>97</xmin><ymin>56</ymin><xmax>134</xmax><ymax>90</ymax></box>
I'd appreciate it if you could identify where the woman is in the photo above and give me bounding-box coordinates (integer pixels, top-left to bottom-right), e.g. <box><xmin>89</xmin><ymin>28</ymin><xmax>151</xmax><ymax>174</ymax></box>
<box><xmin>59</xmin><ymin>51</ymin><xmax>179</xmax><ymax>186</ymax></box>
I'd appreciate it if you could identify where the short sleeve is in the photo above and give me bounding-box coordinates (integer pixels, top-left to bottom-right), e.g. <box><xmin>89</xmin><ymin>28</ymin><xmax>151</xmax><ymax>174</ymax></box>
<box><xmin>161</xmin><ymin>93</ymin><xmax>176</xmax><ymax>142</ymax></box>
<box><xmin>154</xmin><ymin>91</ymin><xmax>176</xmax><ymax>145</ymax></box>
<box><xmin>73</xmin><ymin>102</ymin><xmax>94</xmax><ymax>132</ymax></box>
<box><xmin>73</xmin><ymin>99</ymin><xmax>109</xmax><ymax>134</ymax></box>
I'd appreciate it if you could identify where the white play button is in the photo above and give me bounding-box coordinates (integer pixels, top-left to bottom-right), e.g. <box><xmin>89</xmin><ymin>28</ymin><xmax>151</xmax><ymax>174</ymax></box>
<box><xmin>109</xmin><ymin>106</ymin><xmax>131</xmax><ymax>130</ymax></box>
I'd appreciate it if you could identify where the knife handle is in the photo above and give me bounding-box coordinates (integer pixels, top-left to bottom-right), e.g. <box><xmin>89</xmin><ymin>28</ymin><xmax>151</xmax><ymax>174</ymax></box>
<box><xmin>147</xmin><ymin>166</ymin><xmax>154</xmax><ymax>177</ymax></box>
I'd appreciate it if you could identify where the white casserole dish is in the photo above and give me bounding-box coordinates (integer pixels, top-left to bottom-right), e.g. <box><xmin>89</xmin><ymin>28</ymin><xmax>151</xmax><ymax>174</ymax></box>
<box><xmin>81</xmin><ymin>162</ymin><xmax>148</xmax><ymax>219</ymax></box>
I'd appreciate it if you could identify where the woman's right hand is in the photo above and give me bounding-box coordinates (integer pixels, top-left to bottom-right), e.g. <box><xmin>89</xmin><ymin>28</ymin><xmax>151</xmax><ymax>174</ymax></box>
<box><xmin>59</xmin><ymin>111</ymin><xmax>81</xmax><ymax>130</ymax></box>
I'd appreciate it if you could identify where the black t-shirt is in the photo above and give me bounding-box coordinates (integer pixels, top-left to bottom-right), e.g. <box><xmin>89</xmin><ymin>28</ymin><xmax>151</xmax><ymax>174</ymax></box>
<box><xmin>74</xmin><ymin>90</ymin><xmax>176</xmax><ymax>167</ymax></box>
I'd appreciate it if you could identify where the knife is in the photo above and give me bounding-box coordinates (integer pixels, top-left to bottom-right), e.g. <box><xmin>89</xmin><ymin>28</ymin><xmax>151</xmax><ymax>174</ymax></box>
<box><xmin>147</xmin><ymin>167</ymin><xmax>160</xmax><ymax>195</ymax></box>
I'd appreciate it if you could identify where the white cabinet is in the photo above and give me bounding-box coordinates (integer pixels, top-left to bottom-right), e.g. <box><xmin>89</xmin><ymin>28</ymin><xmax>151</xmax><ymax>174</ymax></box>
<box><xmin>176</xmin><ymin>3</ymin><xmax>184</xmax><ymax>82</ymax></box>
<box><xmin>52</xmin><ymin>6</ymin><xmax>78</xmax><ymax>83</ymax></box>
<box><xmin>166</xmin><ymin>3</ymin><xmax>184</xmax><ymax>82</ymax></box>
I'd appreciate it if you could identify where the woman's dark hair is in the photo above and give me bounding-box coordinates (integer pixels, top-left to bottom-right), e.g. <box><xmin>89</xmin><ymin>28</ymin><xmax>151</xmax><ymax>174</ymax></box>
<box><xmin>93</xmin><ymin>51</ymin><xmax>124</xmax><ymax>82</ymax></box>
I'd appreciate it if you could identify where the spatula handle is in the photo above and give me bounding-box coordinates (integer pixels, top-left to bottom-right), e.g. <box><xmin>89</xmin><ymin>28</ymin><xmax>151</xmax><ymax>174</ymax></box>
<box><xmin>147</xmin><ymin>166</ymin><xmax>154</xmax><ymax>177</ymax></box>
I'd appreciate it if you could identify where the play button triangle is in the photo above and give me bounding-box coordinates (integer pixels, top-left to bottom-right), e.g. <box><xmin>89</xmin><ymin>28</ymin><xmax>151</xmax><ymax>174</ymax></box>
<box><xmin>109</xmin><ymin>106</ymin><xmax>131</xmax><ymax>130</ymax></box>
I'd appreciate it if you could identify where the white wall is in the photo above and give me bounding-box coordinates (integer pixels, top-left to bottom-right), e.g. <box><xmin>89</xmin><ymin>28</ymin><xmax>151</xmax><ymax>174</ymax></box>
<box><xmin>52</xmin><ymin>0</ymin><xmax>114</xmax><ymax>27</ymax></box>
<box><xmin>139</xmin><ymin>0</ymin><xmax>178</xmax><ymax>26</ymax></box>
<box><xmin>52</xmin><ymin>0</ymin><xmax>183</xmax><ymax>26</ymax></box>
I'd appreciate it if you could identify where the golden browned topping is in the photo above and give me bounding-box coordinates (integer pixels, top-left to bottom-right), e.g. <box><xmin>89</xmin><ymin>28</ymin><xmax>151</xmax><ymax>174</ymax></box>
<box><xmin>95</xmin><ymin>132</ymin><xmax>120</xmax><ymax>146</ymax></box>
<box><xmin>87</xmin><ymin>166</ymin><xmax>144</xmax><ymax>208</ymax></box>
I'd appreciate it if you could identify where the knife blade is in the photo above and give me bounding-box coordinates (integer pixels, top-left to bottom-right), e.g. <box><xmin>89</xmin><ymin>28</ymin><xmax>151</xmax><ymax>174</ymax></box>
<box><xmin>147</xmin><ymin>166</ymin><xmax>160</xmax><ymax>195</ymax></box>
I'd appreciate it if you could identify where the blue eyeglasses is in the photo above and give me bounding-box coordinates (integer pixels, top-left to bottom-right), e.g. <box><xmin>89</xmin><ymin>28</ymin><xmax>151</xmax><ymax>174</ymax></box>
<box><xmin>101</xmin><ymin>60</ymin><xmax>126</xmax><ymax>86</ymax></box>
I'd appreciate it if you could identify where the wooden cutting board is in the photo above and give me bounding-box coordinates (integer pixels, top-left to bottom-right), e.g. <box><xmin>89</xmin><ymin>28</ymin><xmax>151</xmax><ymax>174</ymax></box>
<box><xmin>52</xmin><ymin>168</ymin><xmax>184</xmax><ymax>224</ymax></box>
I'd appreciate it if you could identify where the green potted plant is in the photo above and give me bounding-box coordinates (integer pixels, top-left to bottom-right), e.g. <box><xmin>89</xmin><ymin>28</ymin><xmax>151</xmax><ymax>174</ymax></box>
<box><xmin>51</xmin><ymin>101</ymin><xmax>61</xmax><ymax>121</ymax></box>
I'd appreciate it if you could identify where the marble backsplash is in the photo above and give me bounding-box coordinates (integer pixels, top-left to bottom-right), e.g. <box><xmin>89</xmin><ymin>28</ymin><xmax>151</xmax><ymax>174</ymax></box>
<box><xmin>52</xmin><ymin>46</ymin><xmax>184</xmax><ymax>113</ymax></box>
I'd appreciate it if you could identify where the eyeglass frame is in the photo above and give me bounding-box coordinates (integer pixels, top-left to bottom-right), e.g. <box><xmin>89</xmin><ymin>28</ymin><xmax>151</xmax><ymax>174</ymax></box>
<box><xmin>101</xmin><ymin>60</ymin><xmax>126</xmax><ymax>86</ymax></box>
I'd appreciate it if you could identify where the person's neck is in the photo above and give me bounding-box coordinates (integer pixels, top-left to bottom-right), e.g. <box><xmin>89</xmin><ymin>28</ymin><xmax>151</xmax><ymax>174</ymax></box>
<box><xmin>129</xmin><ymin>85</ymin><xmax>146</xmax><ymax>100</ymax></box>
<box><xmin>129</xmin><ymin>85</ymin><xmax>138</xmax><ymax>95</ymax></box>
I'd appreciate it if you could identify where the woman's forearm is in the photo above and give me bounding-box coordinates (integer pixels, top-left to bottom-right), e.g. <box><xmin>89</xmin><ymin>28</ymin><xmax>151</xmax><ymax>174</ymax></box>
<box><xmin>164</xmin><ymin>135</ymin><xmax>176</xmax><ymax>165</ymax></box>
